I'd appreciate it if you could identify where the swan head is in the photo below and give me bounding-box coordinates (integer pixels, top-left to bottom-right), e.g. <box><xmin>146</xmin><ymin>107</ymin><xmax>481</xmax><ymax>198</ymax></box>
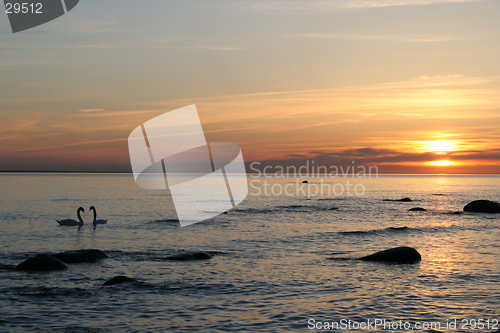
<box><xmin>89</xmin><ymin>206</ymin><xmax>96</xmax><ymax>212</ymax></box>
<box><xmin>78</xmin><ymin>207</ymin><xmax>85</xmax><ymax>213</ymax></box>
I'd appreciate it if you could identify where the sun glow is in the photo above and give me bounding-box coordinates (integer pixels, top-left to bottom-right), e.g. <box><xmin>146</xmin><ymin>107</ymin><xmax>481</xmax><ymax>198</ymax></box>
<box><xmin>428</xmin><ymin>160</ymin><xmax>455</xmax><ymax>166</ymax></box>
<box><xmin>419</xmin><ymin>140</ymin><xmax>457</xmax><ymax>154</ymax></box>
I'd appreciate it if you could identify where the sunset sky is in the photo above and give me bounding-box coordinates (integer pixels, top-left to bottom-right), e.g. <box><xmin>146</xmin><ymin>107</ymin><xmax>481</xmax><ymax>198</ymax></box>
<box><xmin>1</xmin><ymin>0</ymin><xmax>499</xmax><ymax>173</ymax></box>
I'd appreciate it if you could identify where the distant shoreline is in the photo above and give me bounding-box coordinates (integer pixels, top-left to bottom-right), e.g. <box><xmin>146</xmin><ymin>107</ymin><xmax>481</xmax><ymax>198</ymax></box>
<box><xmin>0</xmin><ymin>171</ymin><xmax>499</xmax><ymax>176</ymax></box>
<box><xmin>0</xmin><ymin>170</ymin><xmax>130</xmax><ymax>174</ymax></box>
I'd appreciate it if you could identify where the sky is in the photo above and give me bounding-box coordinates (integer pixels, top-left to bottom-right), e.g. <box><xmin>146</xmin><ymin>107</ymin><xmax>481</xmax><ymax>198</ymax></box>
<box><xmin>0</xmin><ymin>0</ymin><xmax>499</xmax><ymax>173</ymax></box>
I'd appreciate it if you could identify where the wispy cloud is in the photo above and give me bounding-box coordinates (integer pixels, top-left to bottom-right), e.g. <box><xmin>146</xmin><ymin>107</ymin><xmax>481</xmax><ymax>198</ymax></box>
<box><xmin>0</xmin><ymin>38</ymin><xmax>246</xmax><ymax>51</ymax></box>
<box><xmin>79</xmin><ymin>109</ymin><xmax>105</xmax><ymax>112</ymax></box>
<box><xmin>341</xmin><ymin>0</ymin><xmax>484</xmax><ymax>8</ymax></box>
<box><xmin>0</xmin><ymin>137</ymin><xmax>129</xmax><ymax>154</ymax></box>
<box><xmin>234</xmin><ymin>0</ymin><xmax>485</xmax><ymax>11</ymax></box>
<box><xmin>285</xmin><ymin>33</ymin><xmax>499</xmax><ymax>43</ymax></box>
<box><xmin>160</xmin><ymin>74</ymin><xmax>500</xmax><ymax>122</ymax></box>
<box><xmin>1</xmin><ymin>74</ymin><xmax>498</xmax><ymax>172</ymax></box>
<box><xmin>144</xmin><ymin>74</ymin><xmax>500</xmax><ymax>165</ymax></box>
<box><xmin>249</xmin><ymin>147</ymin><xmax>500</xmax><ymax>170</ymax></box>
<box><xmin>76</xmin><ymin>110</ymin><xmax>158</xmax><ymax>117</ymax></box>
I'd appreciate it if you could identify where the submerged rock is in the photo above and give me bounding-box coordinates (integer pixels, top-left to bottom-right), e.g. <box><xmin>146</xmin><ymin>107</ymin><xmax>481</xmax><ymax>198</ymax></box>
<box><xmin>463</xmin><ymin>200</ymin><xmax>500</xmax><ymax>213</ymax></box>
<box><xmin>409</xmin><ymin>207</ymin><xmax>426</xmax><ymax>211</ymax></box>
<box><xmin>52</xmin><ymin>249</ymin><xmax>108</xmax><ymax>264</ymax></box>
<box><xmin>444</xmin><ymin>211</ymin><xmax>463</xmax><ymax>215</ymax></box>
<box><xmin>102</xmin><ymin>275</ymin><xmax>135</xmax><ymax>286</ymax></box>
<box><xmin>358</xmin><ymin>246</ymin><xmax>421</xmax><ymax>264</ymax></box>
<box><xmin>383</xmin><ymin>197</ymin><xmax>412</xmax><ymax>202</ymax></box>
<box><xmin>302</xmin><ymin>180</ymin><xmax>309</xmax><ymax>183</ymax></box>
<box><xmin>15</xmin><ymin>254</ymin><xmax>68</xmax><ymax>271</ymax></box>
<box><xmin>165</xmin><ymin>252</ymin><xmax>213</xmax><ymax>261</ymax></box>
<box><xmin>388</xmin><ymin>226</ymin><xmax>408</xmax><ymax>231</ymax></box>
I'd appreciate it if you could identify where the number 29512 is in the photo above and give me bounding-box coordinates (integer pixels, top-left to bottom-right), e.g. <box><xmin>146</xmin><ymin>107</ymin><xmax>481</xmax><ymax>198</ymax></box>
<box><xmin>5</xmin><ymin>3</ymin><xmax>42</xmax><ymax>14</ymax></box>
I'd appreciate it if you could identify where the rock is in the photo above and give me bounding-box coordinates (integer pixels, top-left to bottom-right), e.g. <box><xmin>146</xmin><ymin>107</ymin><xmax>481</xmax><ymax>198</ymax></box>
<box><xmin>302</xmin><ymin>180</ymin><xmax>308</xmax><ymax>183</ymax></box>
<box><xmin>409</xmin><ymin>207</ymin><xmax>426</xmax><ymax>211</ymax></box>
<box><xmin>52</xmin><ymin>249</ymin><xmax>108</xmax><ymax>264</ymax></box>
<box><xmin>165</xmin><ymin>252</ymin><xmax>213</xmax><ymax>261</ymax></box>
<box><xmin>358</xmin><ymin>246</ymin><xmax>421</xmax><ymax>264</ymax></box>
<box><xmin>463</xmin><ymin>200</ymin><xmax>500</xmax><ymax>213</ymax></box>
<box><xmin>444</xmin><ymin>211</ymin><xmax>463</xmax><ymax>215</ymax></box>
<box><xmin>15</xmin><ymin>254</ymin><xmax>68</xmax><ymax>271</ymax></box>
<box><xmin>388</xmin><ymin>226</ymin><xmax>408</xmax><ymax>230</ymax></box>
<box><xmin>102</xmin><ymin>275</ymin><xmax>135</xmax><ymax>286</ymax></box>
<box><xmin>383</xmin><ymin>197</ymin><xmax>412</xmax><ymax>202</ymax></box>
<box><xmin>329</xmin><ymin>207</ymin><xmax>339</xmax><ymax>211</ymax></box>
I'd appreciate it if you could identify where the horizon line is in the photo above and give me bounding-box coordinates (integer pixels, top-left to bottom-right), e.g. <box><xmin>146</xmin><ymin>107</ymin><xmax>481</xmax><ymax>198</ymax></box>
<box><xmin>0</xmin><ymin>170</ymin><xmax>499</xmax><ymax>176</ymax></box>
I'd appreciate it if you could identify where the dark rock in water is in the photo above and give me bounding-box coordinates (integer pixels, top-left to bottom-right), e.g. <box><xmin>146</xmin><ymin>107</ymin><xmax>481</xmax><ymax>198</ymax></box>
<box><xmin>329</xmin><ymin>207</ymin><xmax>339</xmax><ymax>211</ymax></box>
<box><xmin>302</xmin><ymin>180</ymin><xmax>308</xmax><ymax>183</ymax></box>
<box><xmin>165</xmin><ymin>252</ymin><xmax>213</xmax><ymax>261</ymax></box>
<box><xmin>102</xmin><ymin>275</ymin><xmax>135</xmax><ymax>286</ymax></box>
<box><xmin>383</xmin><ymin>197</ymin><xmax>412</xmax><ymax>202</ymax></box>
<box><xmin>15</xmin><ymin>254</ymin><xmax>68</xmax><ymax>271</ymax></box>
<box><xmin>153</xmin><ymin>218</ymin><xmax>179</xmax><ymax>223</ymax></box>
<box><xmin>445</xmin><ymin>211</ymin><xmax>463</xmax><ymax>215</ymax></box>
<box><xmin>432</xmin><ymin>193</ymin><xmax>445</xmax><ymax>196</ymax></box>
<box><xmin>388</xmin><ymin>226</ymin><xmax>408</xmax><ymax>231</ymax></box>
<box><xmin>409</xmin><ymin>207</ymin><xmax>426</xmax><ymax>211</ymax></box>
<box><xmin>358</xmin><ymin>246</ymin><xmax>421</xmax><ymax>264</ymax></box>
<box><xmin>0</xmin><ymin>264</ymin><xmax>15</xmax><ymax>271</ymax></box>
<box><xmin>52</xmin><ymin>249</ymin><xmax>108</xmax><ymax>264</ymax></box>
<box><xmin>463</xmin><ymin>200</ymin><xmax>500</xmax><ymax>213</ymax></box>
<box><xmin>13</xmin><ymin>250</ymin><xmax>105</xmax><ymax>271</ymax></box>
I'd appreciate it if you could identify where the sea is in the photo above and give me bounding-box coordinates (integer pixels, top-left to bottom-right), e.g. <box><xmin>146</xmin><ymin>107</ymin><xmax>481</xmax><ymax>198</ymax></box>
<box><xmin>0</xmin><ymin>173</ymin><xmax>499</xmax><ymax>333</ymax></box>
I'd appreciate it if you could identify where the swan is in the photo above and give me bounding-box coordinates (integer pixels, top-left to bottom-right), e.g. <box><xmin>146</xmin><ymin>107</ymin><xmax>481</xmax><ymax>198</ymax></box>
<box><xmin>57</xmin><ymin>207</ymin><xmax>85</xmax><ymax>226</ymax></box>
<box><xmin>89</xmin><ymin>206</ymin><xmax>107</xmax><ymax>225</ymax></box>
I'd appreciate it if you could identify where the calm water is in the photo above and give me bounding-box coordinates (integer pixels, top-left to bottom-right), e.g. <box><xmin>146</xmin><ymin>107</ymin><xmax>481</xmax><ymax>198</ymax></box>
<box><xmin>0</xmin><ymin>173</ymin><xmax>499</xmax><ymax>332</ymax></box>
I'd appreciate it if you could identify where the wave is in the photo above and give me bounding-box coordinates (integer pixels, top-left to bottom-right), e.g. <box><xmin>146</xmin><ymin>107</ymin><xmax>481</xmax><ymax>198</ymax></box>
<box><xmin>108</xmin><ymin>250</ymin><xmax>226</xmax><ymax>262</ymax></box>
<box><xmin>0</xmin><ymin>264</ymin><xmax>15</xmax><ymax>271</ymax></box>
<box><xmin>234</xmin><ymin>204</ymin><xmax>338</xmax><ymax>214</ymax></box>
<box><xmin>316</xmin><ymin>197</ymin><xmax>347</xmax><ymax>201</ymax></box>
<box><xmin>335</xmin><ymin>222</ymin><xmax>498</xmax><ymax>237</ymax></box>
<box><xmin>2</xmin><ymin>281</ymin><xmax>246</xmax><ymax>300</ymax></box>
<box><xmin>337</xmin><ymin>226</ymin><xmax>414</xmax><ymax>235</ymax></box>
<box><xmin>45</xmin><ymin>326</ymin><xmax>112</xmax><ymax>333</ymax></box>
<box><xmin>50</xmin><ymin>198</ymin><xmax>83</xmax><ymax>202</ymax></box>
<box><xmin>2</xmin><ymin>286</ymin><xmax>94</xmax><ymax>298</ymax></box>
<box><xmin>148</xmin><ymin>218</ymin><xmax>179</xmax><ymax>223</ymax></box>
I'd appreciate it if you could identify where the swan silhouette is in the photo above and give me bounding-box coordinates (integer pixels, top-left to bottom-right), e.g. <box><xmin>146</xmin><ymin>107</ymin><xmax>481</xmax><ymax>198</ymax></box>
<box><xmin>57</xmin><ymin>207</ymin><xmax>85</xmax><ymax>226</ymax></box>
<box><xmin>89</xmin><ymin>206</ymin><xmax>107</xmax><ymax>226</ymax></box>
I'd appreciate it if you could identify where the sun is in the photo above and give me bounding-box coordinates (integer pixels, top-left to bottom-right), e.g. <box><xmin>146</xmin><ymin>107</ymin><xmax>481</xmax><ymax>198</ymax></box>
<box><xmin>428</xmin><ymin>160</ymin><xmax>455</xmax><ymax>166</ymax></box>
<box><xmin>415</xmin><ymin>139</ymin><xmax>462</xmax><ymax>168</ymax></box>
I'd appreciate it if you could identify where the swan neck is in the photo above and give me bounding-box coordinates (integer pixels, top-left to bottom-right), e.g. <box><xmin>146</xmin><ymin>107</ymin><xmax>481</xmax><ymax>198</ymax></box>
<box><xmin>77</xmin><ymin>209</ymin><xmax>84</xmax><ymax>224</ymax></box>
<box><xmin>92</xmin><ymin>208</ymin><xmax>97</xmax><ymax>223</ymax></box>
